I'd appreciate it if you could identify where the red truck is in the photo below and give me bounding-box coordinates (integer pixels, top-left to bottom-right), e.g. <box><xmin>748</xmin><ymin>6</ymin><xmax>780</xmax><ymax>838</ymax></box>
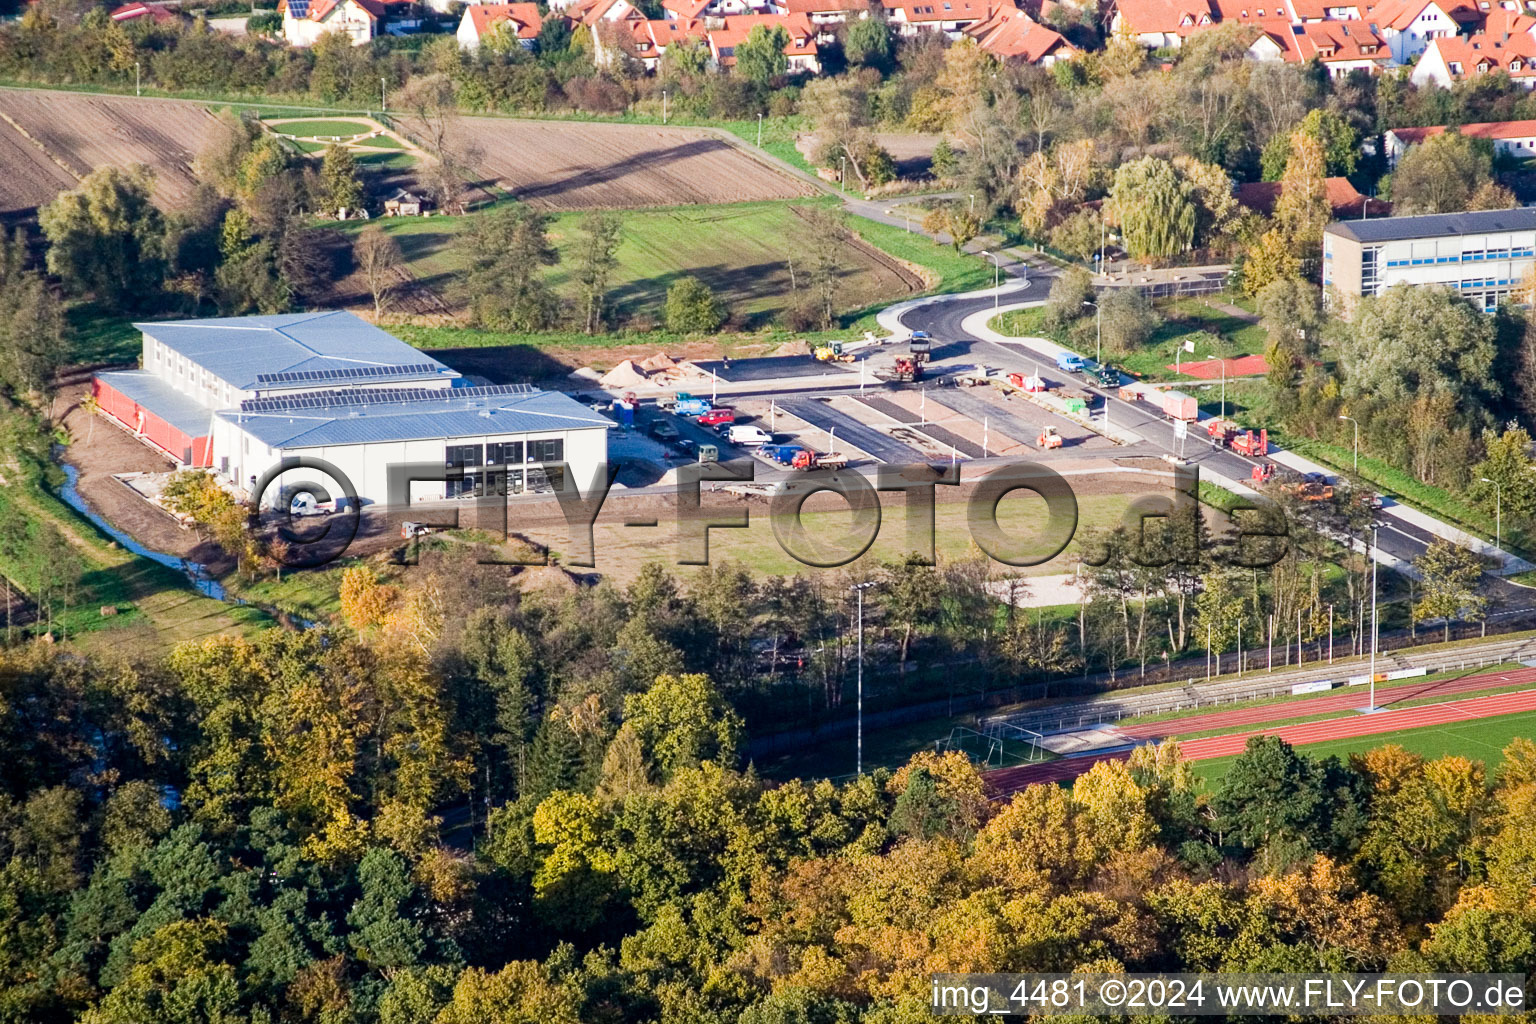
<box><xmin>697</xmin><ymin>407</ymin><xmax>736</xmax><ymax>426</ymax></box>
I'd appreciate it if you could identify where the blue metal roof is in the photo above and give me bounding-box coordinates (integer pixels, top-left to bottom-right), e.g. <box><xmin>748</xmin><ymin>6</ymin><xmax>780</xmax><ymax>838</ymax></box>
<box><xmin>217</xmin><ymin>386</ymin><xmax>613</xmax><ymax>449</ymax></box>
<box><xmin>97</xmin><ymin>369</ymin><xmax>218</xmax><ymax>438</ymax></box>
<box><xmin>1326</xmin><ymin>207</ymin><xmax>1536</xmax><ymax>243</ymax></box>
<box><xmin>134</xmin><ymin>311</ymin><xmax>460</xmax><ymax>391</ymax></box>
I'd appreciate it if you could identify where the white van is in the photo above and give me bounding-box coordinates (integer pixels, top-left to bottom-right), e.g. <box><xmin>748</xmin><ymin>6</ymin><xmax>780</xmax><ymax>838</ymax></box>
<box><xmin>727</xmin><ymin>425</ymin><xmax>773</xmax><ymax>447</ymax></box>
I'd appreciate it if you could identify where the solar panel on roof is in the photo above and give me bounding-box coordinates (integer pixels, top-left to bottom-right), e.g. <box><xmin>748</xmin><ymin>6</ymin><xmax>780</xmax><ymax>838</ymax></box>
<box><xmin>239</xmin><ymin>383</ymin><xmax>538</xmax><ymax>415</ymax></box>
<box><xmin>287</xmin><ymin>0</ymin><xmax>308</xmax><ymax>15</ymax></box>
<box><xmin>254</xmin><ymin>362</ymin><xmax>443</xmax><ymax>386</ymax></box>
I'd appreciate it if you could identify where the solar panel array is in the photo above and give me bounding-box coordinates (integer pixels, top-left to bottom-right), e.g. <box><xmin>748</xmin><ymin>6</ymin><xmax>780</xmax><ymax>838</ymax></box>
<box><xmin>239</xmin><ymin>383</ymin><xmax>538</xmax><ymax>415</ymax></box>
<box><xmin>255</xmin><ymin>363</ymin><xmax>443</xmax><ymax>387</ymax></box>
<box><xmin>286</xmin><ymin>0</ymin><xmax>309</xmax><ymax>16</ymax></box>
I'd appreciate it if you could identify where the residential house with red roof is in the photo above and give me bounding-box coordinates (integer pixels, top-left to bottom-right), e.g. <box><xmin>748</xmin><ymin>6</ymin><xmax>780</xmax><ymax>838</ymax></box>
<box><xmin>109</xmin><ymin>1</ymin><xmax>184</xmax><ymax>23</ymax></box>
<box><xmin>963</xmin><ymin>6</ymin><xmax>1076</xmax><ymax>62</ymax></box>
<box><xmin>1410</xmin><ymin>29</ymin><xmax>1536</xmax><ymax>86</ymax></box>
<box><xmin>1245</xmin><ymin>18</ymin><xmax>1390</xmax><ymax>73</ymax></box>
<box><xmin>1360</xmin><ymin>0</ymin><xmax>1481</xmax><ymax>62</ymax></box>
<box><xmin>881</xmin><ymin>0</ymin><xmax>997</xmax><ymax>37</ymax></box>
<box><xmin>625</xmin><ymin>17</ymin><xmax>707</xmax><ymax>68</ymax></box>
<box><xmin>776</xmin><ymin>0</ymin><xmax>872</xmax><ymax>25</ymax></box>
<box><xmin>280</xmin><ymin>0</ymin><xmax>385</xmax><ymax>45</ymax></box>
<box><xmin>1109</xmin><ymin>0</ymin><xmax>1218</xmax><ymax>48</ymax></box>
<box><xmin>456</xmin><ymin>2</ymin><xmax>544</xmax><ymax>48</ymax></box>
<box><xmin>706</xmin><ymin>12</ymin><xmax>822</xmax><ymax>69</ymax></box>
<box><xmin>1386</xmin><ymin>120</ymin><xmax>1536</xmax><ymax>163</ymax></box>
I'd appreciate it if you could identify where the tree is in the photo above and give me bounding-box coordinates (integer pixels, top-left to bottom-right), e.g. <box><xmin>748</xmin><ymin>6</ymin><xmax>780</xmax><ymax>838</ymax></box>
<box><xmin>1214</xmin><ymin>736</ymin><xmax>1362</xmax><ymax>869</ymax></box>
<box><xmin>536</xmin><ymin>16</ymin><xmax>572</xmax><ymax>56</ymax></box>
<box><xmin>1337</xmin><ymin>284</ymin><xmax>1497</xmax><ymax>412</ymax></box>
<box><xmin>1261</xmin><ymin>108</ymin><xmax>1359</xmax><ymax>180</ymax></box>
<box><xmin>844</xmin><ymin>17</ymin><xmax>893</xmax><ymax>69</ymax></box>
<box><xmin>931</xmin><ymin>138</ymin><xmax>958</xmax><ymax>180</ymax></box>
<box><xmin>0</xmin><ymin>230</ymin><xmax>66</xmax><ymax>401</ymax></box>
<box><xmin>1242</xmin><ymin>229</ymin><xmax>1302</xmax><ymax>298</ymax></box>
<box><xmin>39</xmin><ymin>165</ymin><xmax>165</xmax><ymax>312</ymax></box>
<box><xmin>801</xmin><ymin>206</ymin><xmax>846</xmax><ymax>330</ymax></box>
<box><xmin>1273</xmin><ymin>131</ymin><xmax>1330</xmax><ymax>253</ymax></box>
<box><xmin>1412</xmin><ymin>539</ymin><xmax>1489</xmax><ymax>641</ymax></box>
<box><xmin>622</xmin><ymin>673</ymin><xmax>742</xmax><ymax>779</ymax></box>
<box><xmin>1049</xmin><ymin>208</ymin><xmax>1101</xmax><ymax>260</ymax></box>
<box><xmin>1467</xmin><ymin>180</ymin><xmax>1518</xmax><ymax>211</ymax></box>
<box><xmin>1108</xmin><ymin>157</ymin><xmax>1196</xmax><ymax>262</ymax></box>
<box><xmin>734</xmin><ymin>23</ymin><xmax>789</xmax><ymax>85</ymax></box>
<box><xmin>456</xmin><ymin>204</ymin><xmax>559</xmax><ymax>331</ymax></box>
<box><xmin>921</xmin><ymin>202</ymin><xmax>980</xmax><ymax>251</ymax></box>
<box><xmin>354</xmin><ymin>226</ymin><xmax>403</xmax><ymax>319</ymax></box>
<box><xmin>319</xmin><ymin>144</ymin><xmax>364</xmax><ymax>216</ymax></box>
<box><xmin>1390</xmin><ymin>132</ymin><xmax>1494</xmax><ymax>215</ymax></box>
<box><xmin>1470</xmin><ymin>425</ymin><xmax>1536</xmax><ymax>521</ymax></box>
<box><xmin>574</xmin><ymin>212</ymin><xmax>623</xmax><ymax>334</ymax></box>
<box><xmin>347</xmin><ymin>847</ymin><xmax>427</xmax><ymax>970</ymax></box>
<box><xmin>1098</xmin><ymin>287</ymin><xmax>1160</xmax><ymax>357</ymax></box>
<box><xmin>1258</xmin><ymin>277</ymin><xmax>1323</xmax><ymax>372</ymax></box>
<box><xmin>1044</xmin><ymin>267</ymin><xmax>1093</xmax><ymax>330</ymax></box>
<box><xmin>665</xmin><ymin>276</ymin><xmax>726</xmax><ymax>333</ymax></box>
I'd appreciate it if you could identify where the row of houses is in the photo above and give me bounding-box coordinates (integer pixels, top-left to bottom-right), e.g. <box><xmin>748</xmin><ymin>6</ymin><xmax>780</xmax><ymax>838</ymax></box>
<box><xmin>1111</xmin><ymin>0</ymin><xmax>1536</xmax><ymax>85</ymax></box>
<box><xmin>277</xmin><ymin>0</ymin><xmax>1073</xmax><ymax>71</ymax></box>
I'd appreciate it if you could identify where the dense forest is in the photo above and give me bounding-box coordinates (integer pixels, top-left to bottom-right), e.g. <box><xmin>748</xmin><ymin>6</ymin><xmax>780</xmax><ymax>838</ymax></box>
<box><xmin>1</xmin><ymin>597</ymin><xmax>1533</xmax><ymax>1023</ymax></box>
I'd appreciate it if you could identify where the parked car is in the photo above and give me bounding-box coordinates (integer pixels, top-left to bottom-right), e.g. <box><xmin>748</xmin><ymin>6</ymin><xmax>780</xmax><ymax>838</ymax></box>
<box><xmin>647</xmin><ymin>420</ymin><xmax>680</xmax><ymax>441</ymax></box>
<box><xmin>727</xmin><ymin>425</ymin><xmax>773</xmax><ymax>447</ymax></box>
<box><xmin>697</xmin><ymin>407</ymin><xmax>736</xmax><ymax>426</ymax></box>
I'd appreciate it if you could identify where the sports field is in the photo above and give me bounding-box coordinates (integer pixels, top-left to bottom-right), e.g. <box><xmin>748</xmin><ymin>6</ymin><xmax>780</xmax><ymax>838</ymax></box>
<box><xmin>985</xmin><ymin>664</ymin><xmax>1536</xmax><ymax>795</ymax></box>
<box><xmin>1191</xmin><ymin>709</ymin><xmax>1536</xmax><ymax>788</ymax></box>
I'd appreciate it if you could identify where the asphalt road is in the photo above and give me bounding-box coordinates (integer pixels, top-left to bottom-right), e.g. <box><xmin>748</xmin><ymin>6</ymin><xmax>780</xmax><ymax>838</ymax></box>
<box><xmin>777</xmin><ymin>397</ymin><xmax>926</xmax><ymax>463</ymax></box>
<box><xmin>892</xmin><ymin>276</ymin><xmax>1535</xmax><ymax>611</ymax></box>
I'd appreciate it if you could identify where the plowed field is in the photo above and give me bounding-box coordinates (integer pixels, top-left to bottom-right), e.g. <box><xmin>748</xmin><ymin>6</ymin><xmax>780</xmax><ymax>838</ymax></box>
<box><xmin>0</xmin><ymin>116</ymin><xmax>77</xmax><ymax>215</ymax></box>
<box><xmin>0</xmin><ymin>89</ymin><xmax>221</xmax><ymax>210</ymax></box>
<box><xmin>438</xmin><ymin>117</ymin><xmax>819</xmax><ymax>210</ymax></box>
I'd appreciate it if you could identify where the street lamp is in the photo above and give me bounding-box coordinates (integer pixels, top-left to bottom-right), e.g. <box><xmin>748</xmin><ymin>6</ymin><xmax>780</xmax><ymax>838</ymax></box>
<box><xmin>969</xmin><ymin>193</ymin><xmax>975</xmax><ymax>216</ymax></box>
<box><xmin>135</xmin><ymin>61</ymin><xmax>141</xmax><ymax>97</ymax></box>
<box><xmin>1339</xmin><ymin>414</ymin><xmax>1359</xmax><ymax>471</ymax></box>
<box><xmin>885</xmin><ymin>207</ymin><xmax>911</xmax><ymax>233</ymax></box>
<box><xmin>1367</xmin><ymin>522</ymin><xmax>1379</xmax><ymax>711</ymax></box>
<box><xmin>980</xmin><ymin>250</ymin><xmax>1001</xmax><ymax>308</ymax></box>
<box><xmin>380</xmin><ymin>77</ymin><xmax>387</xmax><ymax>112</ymax></box>
<box><xmin>755</xmin><ymin>111</ymin><xmax>761</xmax><ymax>144</ymax></box>
<box><xmin>1481</xmin><ymin>476</ymin><xmax>1502</xmax><ymax>552</ymax></box>
<box><xmin>839</xmin><ymin>156</ymin><xmax>846</xmax><ymax>188</ymax></box>
<box><xmin>1082</xmin><ymin>299</ymin><xmax>1102</xmax><ymax>365</ymax></box>
<box><xmin>850</xmin><ymin>580</ymin><xmax>880</xmax><ymax>776</ymax></box>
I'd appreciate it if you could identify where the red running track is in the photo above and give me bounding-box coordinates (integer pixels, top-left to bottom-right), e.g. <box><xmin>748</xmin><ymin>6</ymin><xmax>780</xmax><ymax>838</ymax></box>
<box><xmin>987</xmin><ymin>683</ymin><xmax>1536</xmax><ymax>795</ymax></box>
<box><xmin>1118</xmin><ymin>666</ymin><xmax>1536</xmax><ymax>741</ymax></box>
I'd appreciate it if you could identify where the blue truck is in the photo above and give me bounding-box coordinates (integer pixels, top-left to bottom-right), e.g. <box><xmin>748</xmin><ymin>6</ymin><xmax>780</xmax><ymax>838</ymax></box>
<box><xmin>760</xmin><ymin>444</ymin><xmax>806</xmax><ymax>465</ymax></box>
<box><xmin>671</xmin><ymin>397</ymin><xmax>712</xmax><ymax>417</ymax></box>
<box><xmin>1055</xmin><ymin>351</ymin><xmax>1086</xmax><ymax>374</ymax></box>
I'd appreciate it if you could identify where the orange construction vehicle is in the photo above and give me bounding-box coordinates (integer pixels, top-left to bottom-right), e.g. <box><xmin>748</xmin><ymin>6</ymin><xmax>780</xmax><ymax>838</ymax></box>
<box><xmin>1206</xmin><ymin>419</ymin><xmax>1238</xmax><ymax>445</ymax></box>
<box><xmin>1037</xmin><ymin>425</ymin><xmax>1063</xmax><ymax>450</ymax></box>
<box><xmin>1288</xmin><ymin>472</ymin><xmax>1334</xmax><ymax>501</ymax></box>
<box><xmin>1231</xmin><ymin>428</ymin><xmax>1268</xmax><ymax>457</ymax></box>
<box><xmin>1251</xmin><ymin>463</ymin><xmax>1275</xmax><ymax>485</ymax></box>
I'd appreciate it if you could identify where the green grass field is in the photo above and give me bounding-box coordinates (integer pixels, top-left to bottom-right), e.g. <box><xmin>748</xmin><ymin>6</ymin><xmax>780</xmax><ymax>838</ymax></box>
<box><xmin>1192</xmin><ymin>709</ymin><xmax>1536</xmax><ymax>788</ymax></box>
<box><xmin>342</xmin><ymin>200</ymin><xmax>989</xmax><ymax>336</ymax></box>
<box><xmin>270</xmin><ymin>118</ymin><xmax>374</xmax><ymax>137</ymax></box>
<box><xmin>993</xmin><ymin>298</ymin><xmax>1267</xmax><ymax>381</ymax></box>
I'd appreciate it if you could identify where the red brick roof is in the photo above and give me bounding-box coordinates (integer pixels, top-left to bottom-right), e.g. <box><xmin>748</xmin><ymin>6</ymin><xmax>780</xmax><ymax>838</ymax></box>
<box><xmin>1111</xmin><ymin>0</ymin><xmax>1217</xmax><ymax>35</ymax></box>
<box><xmin>109</xmin><ymin>1</ymin><xmax>182</xmax><ymax>22</ymax></box>
<box><xmin>660</xmin><ymin>0</ymin><xmax>710</xmax><ymax>18</ymax></box>
<box><xmin>882</xmin><ymin>0</ymin><xmax>998</xmax><ymax>22</ymax></box>
<box><xmin>781</xmin><ymin>0</ymin><xmax>870</xmax><ymax>12</ymax></box>
<box><xmin>1390</xmin><ymin>119</ymin><xmax>1536</xmax><ymax>145</ymax></box>
<box><xmin>707</xmin><ymin>12</ymin><xmax>819</xmax><ymax>63</ymax></box>
<box><xmin>1422</xmin><ymin>29</ymin><xmax>1536</xmax><ymax>80</ymax></box>
<box><xmin>1235</xmin><ymin>177</ymin><xmax>1392</xmax><ymax>218</ymax></box>
<box><xmin>464</xmin><ymin>2</ymin><xmax>545</xmax><ymax>39</ymax></box>
<box><xmin>964</xmin><ymin>6</ymin><xmax>1074</xmax><ymax>60</ymax></box>
<box><xmin>1249</xmin><ymin>17</ymin><xmax>1389</xmax><ymax>62</ymax></box>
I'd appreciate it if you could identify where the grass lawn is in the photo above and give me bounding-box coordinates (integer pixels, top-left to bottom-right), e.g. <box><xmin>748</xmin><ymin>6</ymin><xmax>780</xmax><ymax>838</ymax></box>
<box><xmin>221</xmin><ymin>558</ymin><xmax>366</xmax><ymax>623</ymax></box>
<box><xmin>348</xmin><ymin>200</ymin><xmax>989</xmax><ymax>344</ymax></box>
<box><xmin>67</xmin><ymin>303</ymin><xmax>142</xmax><ymax>365</ymax></box>
<box><xmin>0</xmin><ymin>442</ymin><xmax>267</xmax><ymax>647</ymax></box>
<box><xmin>992</xmin><ymin>298</ymin><xmax>1267</xmax><ymax>382</ymax></box>
<box><xmin>269</xmin><ymin>118</ymin><xmax>374</xmax><ymax>137</ymax></box>
<box><xmin>1192</xmin><ymin>708</ymin><xmax>1536</xmax><ymax>789</ymax></box>
<box><xmin>355</xmin><ymin>151</ymin><xmax>416</xmax><ymax>170</ymax></box>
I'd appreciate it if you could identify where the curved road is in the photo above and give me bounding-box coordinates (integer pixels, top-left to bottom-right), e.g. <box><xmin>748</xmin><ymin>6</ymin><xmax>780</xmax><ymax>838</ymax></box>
<box><xmin>892</xmin><ymin>281</ymin><xmax>1534</xmax><ymax>612</ymax></box>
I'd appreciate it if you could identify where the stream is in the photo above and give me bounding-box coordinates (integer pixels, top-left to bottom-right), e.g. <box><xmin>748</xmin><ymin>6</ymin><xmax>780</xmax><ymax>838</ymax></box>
<box><xmin>57</xmin><ymin>463</ymin><xmax>228</xmax><ymax>601</ymax></box>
